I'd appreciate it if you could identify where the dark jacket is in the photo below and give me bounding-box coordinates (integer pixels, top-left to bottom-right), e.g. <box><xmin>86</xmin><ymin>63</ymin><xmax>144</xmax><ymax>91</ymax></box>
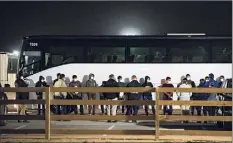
<box><xmin>194</xmin><ymin>83</ymin><xmax>206</xmax><ymax>100</ymax></box>
<box><xmin>126</xmin><ymin>80</ymin><xmax>142</xmax><ymax>100</ymax></box>
<box><xmin>69</xmin><ymin>80</ymin><xmax>82</xmax><ymax>97</ymax></box>
<box><xmin>35</xmin><ymin>81</ymin><xmax>48</xmax><ymax>96</ymax></box>
<box><xmin>103</xmin><ymin>79</ymin><xmax>119</xmax><ymax>99</ymax></box>
<box><xmin>15</xmin><ymin>78</ymin><xmax>29</xmax><ymax>100</ymax></box>
<box><xmin>142</xmin><ymin>82</ymin><xmax>153</xmax><ymax>97</ymax></box>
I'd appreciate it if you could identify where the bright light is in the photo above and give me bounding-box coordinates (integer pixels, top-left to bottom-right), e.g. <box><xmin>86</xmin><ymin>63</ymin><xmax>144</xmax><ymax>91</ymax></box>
<box><xmin>13</xmin><ymin>50</ymin><xmax>19</xmax><ymax>56</ymax></box>
<box><xmin>167</xmin><ymin>33</ymin><xmax>206</xmax><ymax>36</ymax></box>
<box><xmin>120</xmin><ymin>27</ymin><xmax>141</xmax><ymax>36</ymax></box>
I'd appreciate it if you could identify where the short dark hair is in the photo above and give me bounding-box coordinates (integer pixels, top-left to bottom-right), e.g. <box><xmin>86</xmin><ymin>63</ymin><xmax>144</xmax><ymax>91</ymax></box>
<box><xmin>117</xmin><ymin>76</ymin><xmax>122</xmax><ymax>80</ymax></box>
<box><xmin>109</xmin><ymin>74</ymin><xmax>114</xmax><ymax>79</ymax></box>
<box><xmin>57</xmin><ymin>73</ymin><xmax>61</xmax><ymax>77</ymax></box>
<box><xmin>72</xmin><ymin>75</ymin><xmax>77</xmax><ymax>79</ymax></box>
<box><xmin>132</xmin><ymin>75</ymin><xmax>137</xmax><ymax>79</ymax></box>
<box><xmin>60</xmin><ymin>74</ymin><xmax>65</xmax><ymax>79</ymax></box>
<box><xmin>166</xmin><ymin>77</ymin><xmax>171</xmax><ymax>81</ymax></box>
<box><xmin>186</xmin><ymin>74</ymin><xmax>190</xmax><ymax>77</ymax></box>
<box><xmin>205</xmin><ymin>76</ymin><xmax>209</xmax><ymax>79</ymax></box>
<box><xmin>183</xmin><ymin>78</ymin><xmax>187</xmax><ymax>81</ymax></box>
<box><xmin>220</xmin><ymin>75</ymin><xmax>224</xmax><ymax>79</ymax></box>
<box><xmin>200</xmin><ymin>78</ymin><xmax>205</xmax><ymax>82</ymax></box>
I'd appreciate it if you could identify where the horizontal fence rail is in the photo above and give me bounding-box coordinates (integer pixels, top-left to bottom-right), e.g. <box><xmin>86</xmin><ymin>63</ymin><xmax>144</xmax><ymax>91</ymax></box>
<box><xmin>0</xmin><ymin>87</ymin><xmax>232</xmax><ymax>141</ymax></box>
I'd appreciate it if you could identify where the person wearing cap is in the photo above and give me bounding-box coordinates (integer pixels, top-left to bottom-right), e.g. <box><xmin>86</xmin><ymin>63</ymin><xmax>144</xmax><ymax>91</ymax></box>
<box><xmin>35</xmin><ymin>76</ymin><xmax>48</xmax><ymax>115</ymax></box>
<box><xmin>142</xmin><ymin>76</ymin><xmax>155</xmax><ymax>116</ymax></box>
<box><xmin>177</xmin><ymin>78</ymin><xmax>192</xmax><ymax>123</ymax></box>
<box><xmin>85</xmin><ymin>73</ymin><xmax>97</xmax><ymax>115</ymax></box>
<box><xmin>103</xmin><ymin>74</ymin><xmax>119</xmax><ymax>122</ymax></box>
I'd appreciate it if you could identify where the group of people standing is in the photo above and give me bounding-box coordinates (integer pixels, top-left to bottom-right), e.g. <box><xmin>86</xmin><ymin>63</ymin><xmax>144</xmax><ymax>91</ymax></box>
<box><xmin>14</xmin><ymin>71</ymin><xmax>226</xmax><ymax>124</ymax></box>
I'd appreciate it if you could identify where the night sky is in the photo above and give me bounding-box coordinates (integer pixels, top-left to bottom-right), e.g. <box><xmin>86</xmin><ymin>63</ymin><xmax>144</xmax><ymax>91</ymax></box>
<box><xmin>0</xmin><ymin>1</ymin><xmax>232</xmax><ymax>52</ymax></box>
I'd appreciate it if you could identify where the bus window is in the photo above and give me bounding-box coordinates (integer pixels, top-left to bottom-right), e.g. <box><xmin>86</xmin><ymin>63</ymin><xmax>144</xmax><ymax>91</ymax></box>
<box><xmin>90</xmin><ymin>47</ymin><xmax>125</xmax><ymax>63</ymax></box>
<box><xmin>169</xmin><ymin>40</ymin><xmax>209</xmax><ymax>63</ymax></box>
<box><xmin>211</xmin><ymin>40</ymin><xmax>232</xmax><ymax>63</ymax></box>
<box><xmin>129</xmin><ymin>47</ymin><xmax>167</xmax><ymax>63</ymax></box>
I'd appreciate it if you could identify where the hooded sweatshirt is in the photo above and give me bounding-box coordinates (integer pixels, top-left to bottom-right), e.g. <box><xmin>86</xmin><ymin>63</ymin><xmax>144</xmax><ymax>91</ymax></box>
<box><xmin>54</xmin><ymin>79</ymin><xmax>67</xmax><ymax>97</ymax></box>
<box><xmin>205</xmin><ymin>73</ymin><xmax>218</xmax><ymax>87</ymax></box>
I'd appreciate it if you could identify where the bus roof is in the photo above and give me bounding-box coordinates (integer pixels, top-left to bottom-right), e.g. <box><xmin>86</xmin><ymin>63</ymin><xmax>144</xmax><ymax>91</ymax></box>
<box><xmin>23</xmin><ymin>35</ymin><xmax>232</xmax><ymax>40</ymax></box>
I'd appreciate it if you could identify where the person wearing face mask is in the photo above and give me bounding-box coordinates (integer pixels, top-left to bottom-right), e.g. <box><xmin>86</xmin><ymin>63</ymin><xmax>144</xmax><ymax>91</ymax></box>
<box><xmin>15</xmin><ymin>73</ymin><xmax>29</xmax><ymax>123</ymax></box>
<box><xmin>35</xmin><ymin>76</ymin><xmax>48</xmax><ymax>115</ymax></box>
<box><xmin>54</xmin><ymin>74</ymin><xmax>67</xmax><ymax>115</ymax></box>
<box><xmin>205</xmin><ymin>73</ymin><xmax>218</xmax><ymax>88</ymax></box>
<box><xmin>69</xmin><ymin>75</ymin><xmax>84</xmax><ymax>115</ymax></box>
<box><xmin>218</xmin><ymin>75</ymin><xmax>225</xmax><ymax>88</ymax></box>
<box><xmin>85</xmin><ymin>73</ymin><xmax>97</xmax><ymax>115</ymax></box>
<box><xmin>142</xmin><ymin>76</ymin><xmax>155</xmax><ymax>116</ymax></box>
<box><xmin>161</xmin><ymin>77</ymin><xmax>174</xmax><ymax>115</ymax></box>
<box><xmin>185</xmin><ymin>74</ymin><xmax>196</xmax><ymax>116</ymax></box>
<box><xmin>177</xmin><ymin>78</ymin><xmax>192</xmax><ymax>123</ymax></box>
<box><xmin>205</xmin><ymin>76</ymin><xmax>210</xmax><ymax>83</ymax></box>
<box><xmin>125</xmin><ymin>75</ymin><xmax>142</xmax><ymax>123</ymax></box>
<box><xmin>117</xmin><ymin>76</ymin><xmax>126</xmax><ymax>114</ymax></box>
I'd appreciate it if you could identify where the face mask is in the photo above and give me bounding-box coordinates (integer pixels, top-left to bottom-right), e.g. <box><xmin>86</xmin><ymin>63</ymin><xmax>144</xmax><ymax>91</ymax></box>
<box><xmin>167</xmin><ymin>81</ymin><xmax>171</xmax><ymax>84</ymax></box>
<box><xmin>206</xmin><ymin>80</ymin><xmax>209</xmax><ymax>82</ymax></box>
<box><xmin>118</xmin><ymin>79</ymin><xmax>122</xmax><ymax>82</ymax></box>
<box><xmin>147</xmin><ymin>80</ymin><xmax>151</xmax><ymax>83</ymax></box>
<box><xmin>187</xmin><ymin>77</ymin><xmax>191</xmax><ymax>80</ymax></box>
<box><xmin>220</xmin><ymin>79</ymin><xmax>224</xmax><ymax>82</ymax></box>
<box><xmin>41</xmin><ymin>80</ymin><xmax>45</xmax><ymax>82</ymax></box>
<box><xmin>74</xmin><ymin>79</ymin><xmax>78</xmax><ymax>82</ymax></box>
<box><xmin>91</xmin><ymin>76</ymin><xmax>94</xmax><ymax>80</ymax></box>
<box><xmin>20</xmin><ymin>76</ymin><xmax>24</xmax><ymax>80</ymax></box>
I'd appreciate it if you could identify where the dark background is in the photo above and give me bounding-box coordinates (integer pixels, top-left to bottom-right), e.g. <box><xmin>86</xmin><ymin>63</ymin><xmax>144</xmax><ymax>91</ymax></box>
<box><xmin>0</xmin><ymin>1</ymin><xmax>232</xmax><ymax>52</ymax></box>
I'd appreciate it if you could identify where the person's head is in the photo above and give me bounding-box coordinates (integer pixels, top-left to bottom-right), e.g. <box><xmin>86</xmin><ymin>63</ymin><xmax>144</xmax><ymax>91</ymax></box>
<box><xmin>57</xmin><ymin>73</ymin><xmax>61</xmax><ymax>79</ymax></box>
<box><xmin>220</xmin><ymin>75</ymin><xmax>225</xmax><ymax>82</ymax></box>
<box><xmin>182</xmin><ymin>78</ymin><xmax>188</xmax><ymax>84</ymax></box>
<box><xmin>161</xmin><ymin>79</ymin><xmax>166</xmax><ymax>85</ymax></box>
<box><xmin>186</xmin><ymin>74</ymin><xmax>191</xmax><ymax>80</ymax></box>
<box><xmin>205</xmin><ymin>76</ymin><xmax>210</xmax><ymax>82</ymax></box>
<box><xmin>109</xmin><ymin>74</ymin><xmax>115</xmax><ymax>80</ymax></box>
<box><xmin>72</xmin><ymin>75</ymin><xmax>77</xmax><ymax>81</ymax></box>
<box><xmin>200</xmin><ymin>78</ymin><xmax>205</xmax><ymax>85</ymax></box>
<box><xmin>165</xmin><ymin>77</ymin><xmax>171</xmax><ymax>84</ymax></box>
<box><xmin>209</xmin><ymin>73</ymin><xmax>214</xmax><ymax>80</ymax></box>
<box><xmin>60</xmin><ymin>74</ymin><xmax>65</xmax><ymax>80</ymax></box>
<box><xmin>89</xmin><ymin>73</ymin><xmax>95</xmax><ymax>80</ymax></box>
<box><xmin>117</xmin><ymin>76</ymin><xmax>122</xmax><ymax>82</ymax></box>
<box><xmin>39</xmin><ymin>76</ymin><xmax>45</xmax><ymax>82</ymax></box>
<box><xmin>145</xmin><ymin>76</ymin><xmax>150</xmax><ymax>83</ymax></box>
<box><xmin>131</xmin><ymin>75</ymin><xmax>137</xmax><ymax>81</ymax></box>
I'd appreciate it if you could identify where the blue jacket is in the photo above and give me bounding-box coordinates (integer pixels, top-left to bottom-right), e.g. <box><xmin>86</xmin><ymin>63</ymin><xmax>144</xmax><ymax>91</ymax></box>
<box><xmin>196</xmin><ymin>83</ymin><xmax>208</xmax><ymax>100</ymax></box>
<box><xmin>204</xmin><ymin>79</ymin><xmax>218</xmax><ymax>87</ymax></box>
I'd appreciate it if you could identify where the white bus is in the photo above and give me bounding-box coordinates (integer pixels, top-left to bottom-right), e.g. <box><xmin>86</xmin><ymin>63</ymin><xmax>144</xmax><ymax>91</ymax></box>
<box><xmin>18</xmin><ymin>35</ymin><xmax>232</xmax><ymax>113</ymax></box>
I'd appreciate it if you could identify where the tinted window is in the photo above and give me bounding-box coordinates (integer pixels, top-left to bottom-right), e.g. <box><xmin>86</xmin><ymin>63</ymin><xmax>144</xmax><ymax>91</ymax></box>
<box><xmin>211</xmin><ymin>40</ymin><xmax>232</xmax><ymax>63</ymax></box>
<box><xmin>90</xmin><ymin>47</ymin><xmax>125</xmax><ymax>63</ymax></box>
<box><xmin>129</xmin><ymin>47</ymin><xmax>167</xmax><ymax>63</ymax></box>
<box><xmin>168</xmin><ymin>40</ymin><xmax>209</xmax><ymax>63</ymax></box>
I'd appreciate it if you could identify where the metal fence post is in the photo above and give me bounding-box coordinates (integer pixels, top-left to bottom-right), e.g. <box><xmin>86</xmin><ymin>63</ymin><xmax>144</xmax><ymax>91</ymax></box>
<box><xmin>155</xmin><ymin>87</ymin><xmax>160</xmax><ymax>140</ymax></box>
<box><xmin>45</xmin><ymin>87</ymin><xmax>51</xmax><ymax>140</ymax></box>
